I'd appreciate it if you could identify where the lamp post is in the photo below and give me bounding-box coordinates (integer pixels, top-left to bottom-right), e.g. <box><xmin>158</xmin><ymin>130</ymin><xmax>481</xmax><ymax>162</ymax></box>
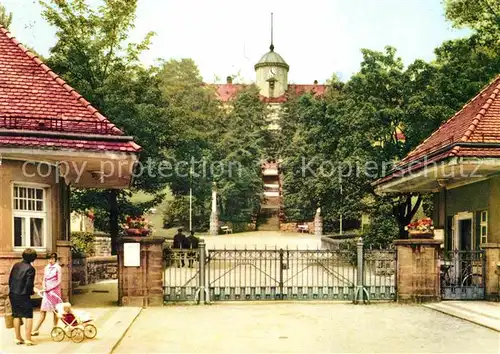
<box><xmin>189</xmin><ymin>166</ymin><xmax>193</xmax><ymax>232</ymax></box>
<box><xmin>339</xmin><ymin>174</ymin><xmax>343</xmax><ymax>235</ymax></box>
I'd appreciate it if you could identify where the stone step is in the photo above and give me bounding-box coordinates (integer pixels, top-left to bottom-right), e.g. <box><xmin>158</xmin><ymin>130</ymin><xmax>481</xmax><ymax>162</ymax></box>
<box><xmin>424</xmin><ymin>302</ymin><xmax>500</xmax><ymax>332</ymax></box>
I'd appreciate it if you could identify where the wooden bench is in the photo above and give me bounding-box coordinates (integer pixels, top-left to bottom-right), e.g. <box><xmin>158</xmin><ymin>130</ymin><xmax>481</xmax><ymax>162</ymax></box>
<box><xmin>221</xmin><ymin>226</ymin><xmax>232</xmax><ymax>234</ymax></box>
<box><xmin>298</xmin><ymin>224</ymin><xmax>309</xmax><ymax>233</ymax></box>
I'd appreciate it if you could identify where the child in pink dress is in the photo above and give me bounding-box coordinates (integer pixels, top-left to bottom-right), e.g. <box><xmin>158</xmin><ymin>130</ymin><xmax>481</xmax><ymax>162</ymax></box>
<box><xmin>32</xmin><ymin>253</ymin><xmax>62</xmax><ymax>336</ymax></box>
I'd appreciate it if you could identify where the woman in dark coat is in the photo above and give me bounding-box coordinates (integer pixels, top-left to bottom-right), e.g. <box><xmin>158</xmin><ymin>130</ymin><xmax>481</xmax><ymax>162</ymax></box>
<box><xmin>9</xmin><ymin>248</ymin><xmax>38</xmax><ymax>346</ymax></box>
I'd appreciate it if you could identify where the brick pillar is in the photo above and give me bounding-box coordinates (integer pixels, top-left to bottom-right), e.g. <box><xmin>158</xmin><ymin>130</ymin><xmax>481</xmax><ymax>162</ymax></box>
<box><xmin>481</xmin><ymin>243</ymin><xmax>500</xmax><ymax>301</ymax></box>
<box><xmin>118</xmin><ymin>236</ymin><xmax>165</xmax><ymax>307</ymax></box>
<box><xmin>394</xmin><ymin>239</ymin><xmax>442</xmax><ymax>303</ymax></box>
<box><xmin>56</xmin><ymin>240</ymin><xmax>72</xmax><ymax>302</ymax></box>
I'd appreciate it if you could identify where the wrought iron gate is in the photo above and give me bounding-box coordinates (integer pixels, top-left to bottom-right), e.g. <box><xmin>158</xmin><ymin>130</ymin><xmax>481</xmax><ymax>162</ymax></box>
<box><xmin>206</xmin><ymin>248</ymin><xmax>357</xmax><ymax>301</ymax></box>
<box><xmin>162</xmin><ymin>240</ymin><xmax>397</xmax><ymax>303</ymax></box>
<box><xmin>440</xmin><ymin>250</ymin><xmax>486</xmax><ymax>300</ymax></box>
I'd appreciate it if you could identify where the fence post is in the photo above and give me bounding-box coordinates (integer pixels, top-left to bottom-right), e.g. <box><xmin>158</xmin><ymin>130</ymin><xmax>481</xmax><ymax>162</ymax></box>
<box><xmin>279</xmin><ymin>249</ymin><xmax>284</xmax><ymax>300</ymax></box>
<box><xmin>354</xmin><ymin>237</ymin><xmax>369</xmax><ymax>304</ymax></box>
<box><xmin>198</xmin><ymin>239</ymin><xmax>207</xmax><ymax>304</ymax></box>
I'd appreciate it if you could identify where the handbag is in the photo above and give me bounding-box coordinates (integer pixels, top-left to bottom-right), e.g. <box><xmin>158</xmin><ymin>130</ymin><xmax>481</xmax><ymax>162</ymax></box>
<box><xmin>4</xmin><ymin>298</ymin><xmax>13</xmax><ymax>329</ymax></box>
<box><xmin>3</xmin><ymin>297</ymin><xmax>23</xmax><ymax>329</ymax></box>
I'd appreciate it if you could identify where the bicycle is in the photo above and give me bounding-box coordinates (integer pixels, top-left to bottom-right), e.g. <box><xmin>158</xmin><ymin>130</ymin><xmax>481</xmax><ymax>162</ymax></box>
<box><xmin>440</xmin><ymin>261</ymin><xmax>483</xmax><ymax>288</ymax></box>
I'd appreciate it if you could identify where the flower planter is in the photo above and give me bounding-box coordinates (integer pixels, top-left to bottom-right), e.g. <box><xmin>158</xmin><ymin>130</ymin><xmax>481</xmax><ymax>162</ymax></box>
<box><xmin>125</xmin><ymin>228</ymin><xmax>141</xmax><ymax>236</ymax></box>
<box><xmin>408</xmin><ymin>231</ymin><xmax>434</xmax><ymax>239</ymax></box>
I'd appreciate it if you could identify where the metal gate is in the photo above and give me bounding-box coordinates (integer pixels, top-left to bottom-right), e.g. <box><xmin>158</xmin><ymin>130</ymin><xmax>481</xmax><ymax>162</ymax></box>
<box><xmin>207</xmin><ymin>248</ymin><xmax>357</xmax><ymax>301</ymax></box>
<box><xmin>440</xmin><ymin>250</ymin><xmax>486</xmax><ymax>300</ymax></box>
<box><xmin>163</xmin><ymin>239</ymin><xmax>396</xmax><ymax>303</ymax></box>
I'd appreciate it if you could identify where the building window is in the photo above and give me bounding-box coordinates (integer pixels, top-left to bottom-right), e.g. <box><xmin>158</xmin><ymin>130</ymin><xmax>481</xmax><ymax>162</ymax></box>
<box><xmin>13</xmin><ymin>185</ymin><xmax>47</xmax><ymax>249</ymax></box>
<box><xmin>480</xmin><ymin>210</ymin><xmax>488</xmax><ymax>245</ymax></box>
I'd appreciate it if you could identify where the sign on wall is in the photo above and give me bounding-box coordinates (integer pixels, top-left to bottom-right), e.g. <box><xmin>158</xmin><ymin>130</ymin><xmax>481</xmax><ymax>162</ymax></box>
<box><xmin>434</xmin><ymin>229</ymin><xmax>444</xmax><ymax>248</ymax></box>
<box><xmin>124</xmin><ymin>242</ymin><xmax>140</xmax><ymax>267</ymax></box>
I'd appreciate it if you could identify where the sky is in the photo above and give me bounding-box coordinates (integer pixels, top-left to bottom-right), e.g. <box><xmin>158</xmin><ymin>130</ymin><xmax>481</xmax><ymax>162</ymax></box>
<box><xmin>3</xmin><ymin>0</ymin><xmax>470</xmax><ymax>84</ymax></box>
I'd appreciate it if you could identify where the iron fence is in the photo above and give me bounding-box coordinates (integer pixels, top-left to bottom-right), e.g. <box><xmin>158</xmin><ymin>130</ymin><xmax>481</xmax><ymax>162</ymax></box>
<box><xmin>363</xmin><ymin>247</ymin><xmax>397</xmax><ymax>301</ymax></box>
<box><xmin>162</xmin><ymin>239</ymin><xmax>396</xmax><ymax>303</ymax></box>
<box><xmin>440</xmin><ymin>249</ymin><xmax>485</xmax><ymax>300</ymax></box>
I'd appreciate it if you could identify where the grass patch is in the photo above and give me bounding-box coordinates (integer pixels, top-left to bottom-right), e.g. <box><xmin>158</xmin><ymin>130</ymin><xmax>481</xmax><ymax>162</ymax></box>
<box><xmin>129</xmin><ymin>187</ymin><xmax>176</xmax><ymax>237</ymax></box>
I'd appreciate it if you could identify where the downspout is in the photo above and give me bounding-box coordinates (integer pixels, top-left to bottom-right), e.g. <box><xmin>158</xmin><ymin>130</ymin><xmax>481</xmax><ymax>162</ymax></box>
<box><xmin>444</xmin><ymin>187</ymin><xmax>447</xmax><ymax>251</ymax></box>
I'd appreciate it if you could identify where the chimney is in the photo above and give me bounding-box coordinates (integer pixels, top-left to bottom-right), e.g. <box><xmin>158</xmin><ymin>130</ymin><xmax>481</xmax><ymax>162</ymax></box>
<box><xmin>313</xmin><ymin>80</ymin><xmax>318</xmax><ymax>85</ymax></box>
<box><xmin>226</xmin><ymin>76</ymin><xmax>233</xmax><ymax>84</ymax></box>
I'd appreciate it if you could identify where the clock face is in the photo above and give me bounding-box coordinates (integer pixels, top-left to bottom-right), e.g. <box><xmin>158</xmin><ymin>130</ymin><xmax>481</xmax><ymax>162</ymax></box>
<box><xmin>267</xmin><ymin>67</ymin><xmax>277</xmax><ymax>78</ymax></box>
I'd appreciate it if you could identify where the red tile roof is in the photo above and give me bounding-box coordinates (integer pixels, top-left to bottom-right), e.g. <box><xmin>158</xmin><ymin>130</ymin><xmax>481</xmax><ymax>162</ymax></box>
<box><xmin>214</xmin><ymin>84</ymin><xmax>245</xmax><ymax>102</ymax></box>
<box><xmin>289</xmin><ymin>84</ymin><xmax>327</xmax><ymax>97</ymax></box>
<box><xmin>213</xmin><ymin>83</ymin><xmax>327</xmax><ymax>102</ymax></box>
<box><xmin>0</xmin><ymin>135</ymin><xmax>139</xmax><ymax>152</ymax></box>
<box><xmin>376</xmin><ymin>75</ymin><xmax>500</xmax><ymax>184</ymax></box>
<box><xmin>0</xmin><ymin>26</ymin><xmax>141</xmax><ymax>153</ymax></box>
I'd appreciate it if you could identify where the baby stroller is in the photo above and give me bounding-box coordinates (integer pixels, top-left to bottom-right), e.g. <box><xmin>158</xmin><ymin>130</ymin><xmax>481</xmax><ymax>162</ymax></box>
<box><xmin>39</xmin><ymin>291</ymin><xmax>98</xmax><ymax>343</ymax></box>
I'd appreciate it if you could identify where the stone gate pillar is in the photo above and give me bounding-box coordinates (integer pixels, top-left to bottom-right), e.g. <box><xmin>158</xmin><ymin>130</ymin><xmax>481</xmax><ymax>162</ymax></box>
<box><xmin>209</xmin><ymin>182</ymin><xmax>218</xmax><ymax>236</ymax></box>
<box><xmin>56</xmin><ymin>240</ymin><xmax>72</xmax><ymax>302</ymax></box>
<box><xmin>393</xmin><ymin>239</ymin><xmax>442</xmax><ymax>303</ymax></box>
<box><xmin>481</xmin><ymin>243</ymin><xmax>500</xmax><ymax>301</ymax></box>
<box><xmin>118</xmin><ymin>236</ymin><xmax>165</xmax><ymax>307</ymax></box>
<box><xmin>314</xmin><ymin>207</ymin><xmax>323</xmax><ymax>236</ymax></box>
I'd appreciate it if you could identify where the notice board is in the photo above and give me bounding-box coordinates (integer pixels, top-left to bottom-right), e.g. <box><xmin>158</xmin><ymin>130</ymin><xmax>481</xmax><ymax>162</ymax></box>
<box><xmin>124</xmin><ymin>242</ymin><xmax>140</xmax><ymax>267</ymax></box>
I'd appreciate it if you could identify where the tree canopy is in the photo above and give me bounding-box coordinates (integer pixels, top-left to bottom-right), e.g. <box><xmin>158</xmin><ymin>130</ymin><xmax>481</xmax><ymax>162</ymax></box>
<box><xmin>40</xmin><ymin>0</ymin><xmax>169</xmax><ymax>250</ymax></box>
<box><xmin>0</xmin><ymin>3</ymin><xmax>12</xmax><ymax>29</ymax></box>
<box><xmin>444</xmin><ymin>0</ymin><xmax>500</xmax><ymax>38</ymax></box>
<box><xmin>279</xmin><ymin>32</ymin><xmax>500</xmax><ymax>239</ymax></box>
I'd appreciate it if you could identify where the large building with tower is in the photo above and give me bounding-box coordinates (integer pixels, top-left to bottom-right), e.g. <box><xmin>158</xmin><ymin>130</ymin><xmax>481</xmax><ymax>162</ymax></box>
<box><xmin>212</xmin><ymin>39</ymin><xmax>327</xmax><ymax>231</ymax></box>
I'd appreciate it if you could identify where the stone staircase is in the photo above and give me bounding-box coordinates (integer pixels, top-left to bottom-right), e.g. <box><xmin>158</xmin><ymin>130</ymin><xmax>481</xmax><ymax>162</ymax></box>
<box><xmin>258</xmin><ymin>209</ymin><xmax>280</xmax><ymax>231</ymax></box>
<box><xmin>259</xmin><ymin>161</ymin><xmax>281</xmax><ymax>231</ymax></box>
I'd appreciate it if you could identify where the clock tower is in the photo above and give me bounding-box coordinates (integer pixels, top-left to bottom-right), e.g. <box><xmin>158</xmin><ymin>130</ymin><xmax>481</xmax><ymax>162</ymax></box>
<box><xmin>255</xmin><ymin>14</ymin><xmax>289</xmax><ymax>98</ymax></box>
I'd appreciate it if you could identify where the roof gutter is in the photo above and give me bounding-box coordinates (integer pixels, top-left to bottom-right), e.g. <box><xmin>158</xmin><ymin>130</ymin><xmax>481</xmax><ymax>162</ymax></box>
<box><xmin>374</xmin><ymin>141</ymin><xmax>500</xmax><ymax>186</ymax></box>
<box><xmin>0</xmin><ymin>129</ymin><xmax>136</xmax><ymax>142</ymax></box>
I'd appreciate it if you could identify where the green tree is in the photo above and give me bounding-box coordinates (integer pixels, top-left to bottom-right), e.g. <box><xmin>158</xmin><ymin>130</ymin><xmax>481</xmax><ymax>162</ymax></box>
<box><xmin>157</xmin><ymin>61</ymin><xmax>267</xmax><ymax>229</ymax></box>
<box><xmin>215</xmin><ymin>86</ymin><xmax>268</xmax><ymax>224</ymax></box>
<box><xmin>156</xmin><ymin>59</ymin><xmax>221</xmax><ymax>231</ymax></box>
<box><xmin>0</xmin><ymin>3</ymin><xmax>12</xmax><ymax>29</ymax></box>
<box><xmin>444</xmin><ymin>0</ymin><xmax>500</xmax><ymax>38</ymax></box>
<box><xmin>280</xmin><ymin>83</ymin><xmax>371</xmax><ymax>230</ymax></box>
<box><xmin>40</xmin><ymin>0</ymin><xmax>169</xmax><ymax>252</ymax></box>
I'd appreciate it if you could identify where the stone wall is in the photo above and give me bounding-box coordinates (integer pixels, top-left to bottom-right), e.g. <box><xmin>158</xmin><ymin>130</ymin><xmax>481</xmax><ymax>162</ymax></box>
<box><xmin>321</xmin><ymin>234</ymin><xmax>358</xmax><ymax>250</ymax></box>
<box><xmin>72</xmin><ymin>255</ymin><xmax>117</xmax><ymax>286</ymax></box>
<box><xmin>72</xmin><ymin>256</ymin><xmax>88</xmax><ymax>285</ymax></box>
<box><xmin>93</xmin><ymin>233</ymin><xmax>112</xmax><ymax>257</ymax></box>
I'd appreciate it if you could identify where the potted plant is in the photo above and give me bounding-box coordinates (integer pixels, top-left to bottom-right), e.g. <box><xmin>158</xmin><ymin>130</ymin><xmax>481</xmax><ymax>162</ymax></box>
<box><xmin>405</xmin><ymin>218</ymin><xmax>434</xmax><ymax>239</ymax></box>
<box><xmin>123</xmin><ymin>216</ymin><xmax>153</xmax><ymax>236</ymax></box>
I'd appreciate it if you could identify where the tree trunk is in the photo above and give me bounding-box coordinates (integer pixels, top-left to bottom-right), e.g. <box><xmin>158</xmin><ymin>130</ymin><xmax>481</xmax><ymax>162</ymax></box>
<box><xmin>393</xmin><ymin>194</ymin><xmax>422</xmax><ymax>238</ymax></box>
<box><xmin>109</xmin><ymin>189</ymin><xmax>119</xmax><ymax>255</ymax></box>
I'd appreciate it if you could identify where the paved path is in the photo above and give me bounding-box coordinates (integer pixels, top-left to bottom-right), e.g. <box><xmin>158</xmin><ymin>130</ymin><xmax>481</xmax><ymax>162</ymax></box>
<box><xmin>424</xmin><ymin>301</ymin><xmax>500</xmax><ymax>332</ymax></box>
<box><xmin>0</xmin><ymin>306</ymin><xmax>140</xmax><ymax>354</ymax></box>
<box><xmin>114</xmin><ymin>303</ymin><xmax>499</xmax><ymax>354</ymax></box>
<box><xmin>200</xmin><ymin>231</ymin><xmax>322</xmax><ymax>250</ymax></box>
<box><xmin>1</xmin><ymin>280</ymin><xmax>139</xmax><ymax>354</ymax></box>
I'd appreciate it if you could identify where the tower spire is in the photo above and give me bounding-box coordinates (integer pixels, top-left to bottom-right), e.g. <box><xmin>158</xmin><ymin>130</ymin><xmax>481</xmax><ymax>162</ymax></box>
<box><xmin>270</xmin><ymin>13</ymin><xmax>274</xmax><ymax>52</ymax></box>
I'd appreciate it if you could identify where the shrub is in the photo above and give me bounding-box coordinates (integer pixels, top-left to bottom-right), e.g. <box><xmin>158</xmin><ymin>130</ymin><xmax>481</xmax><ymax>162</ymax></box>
<box><xmin>71</xmin><ymin>232</ymin><xmax>96</xmax><ymax>257</ymax></box>
<box><xmin>362</xmin><ymin>202</ymin><xmax>399</xmax><ymax>248</ymax></box>
<box><xmin>162</xmin><ymin>196</ymin><xmax>209</xmax><ymax>231</ymax></box>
